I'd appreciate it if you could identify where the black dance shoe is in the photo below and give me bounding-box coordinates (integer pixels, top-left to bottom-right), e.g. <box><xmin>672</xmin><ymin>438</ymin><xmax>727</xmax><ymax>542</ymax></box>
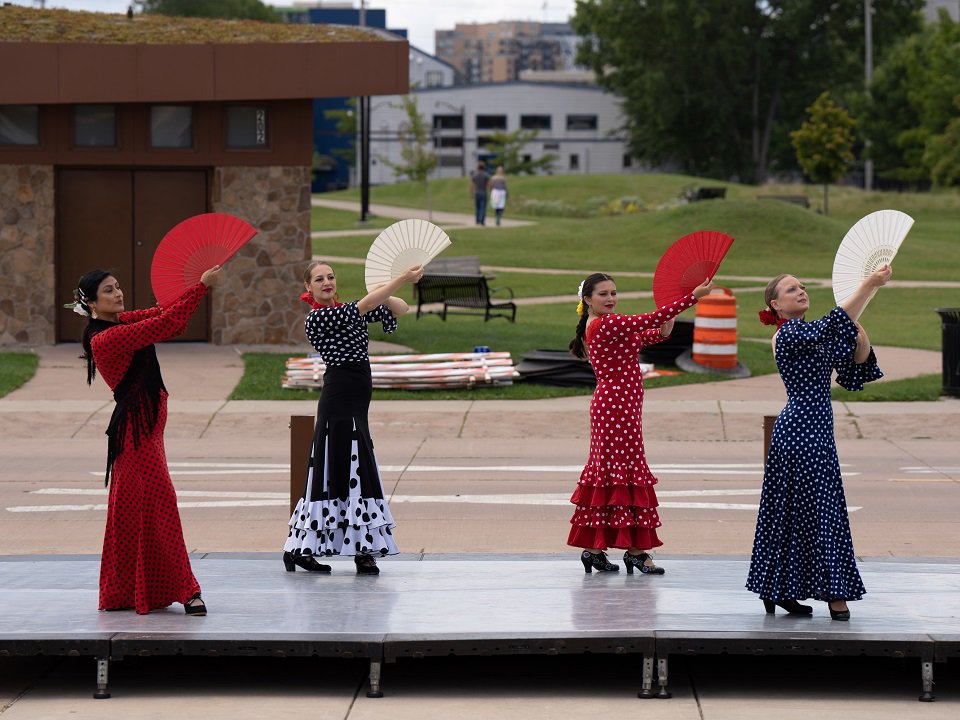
<box><xmin>283</xmin><ymin>551</ymin><xmax>332</xmax><ymax>573</ymax></box>
<box><xmin>762</xmin><ymin>598</ymin><xmax>813</xmax><ymax>615</ymax></box>
<box><xmin>184</xmin><ymin>593</ymin><xmax>207</xmax><ymax>616</ymax></box>
<box><xmin>623</xmin><ymin>551</ymin><xmax>665</xmax><ymax>575</ymax></box>
<box><xmin>355</xmin><ymin>554</ymin><xmax>380</xmax><ymax>575</ymax></box>
<box><xmin>580</xmin><ymin>550</ymin><xmax>619</xmax><ymax>573</ymax></box>
<box><xmin>828</xmin><ymin>600</ymin><xmax>851</xmax><ymax>621</ymax></box>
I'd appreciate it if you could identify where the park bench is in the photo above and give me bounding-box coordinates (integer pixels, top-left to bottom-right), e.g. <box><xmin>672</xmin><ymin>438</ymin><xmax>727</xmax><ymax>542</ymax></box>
<box><xmin>425</xmin><ymin>255</ymin><xmax>484</xmax><ymax>275</ymax></box>
<box><xmin>757</xmin><ymin>194</ymin><xmax>811</xmax><ymax>208</ymax></box>
<box><xmin>415</xmin><ymin>274</ymin><xmax>516</xmax><ymax>322</ymax></box>
<box><xmin>683</xmin><ymin>187</ymin><xmax>727</xmax><ymax>201</ymax></box>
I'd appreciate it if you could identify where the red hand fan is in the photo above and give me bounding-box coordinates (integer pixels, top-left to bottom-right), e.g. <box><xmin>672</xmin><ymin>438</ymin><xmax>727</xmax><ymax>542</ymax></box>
<box><xmin>150</xmin><ymin>213</ymin><xmax>257</xmax><ymax>306</ymax></box>
<box><xmin>652</xmin><ymin>230</ymin><xmax>735</xmax><ymax>307</ymax></box>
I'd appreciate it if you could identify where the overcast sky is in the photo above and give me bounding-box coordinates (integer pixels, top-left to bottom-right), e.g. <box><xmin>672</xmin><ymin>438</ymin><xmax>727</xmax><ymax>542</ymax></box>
<box><xmin>10</xmin><ymin>1</ymin><xmax>579</xmax><ymax>53</ymax></box>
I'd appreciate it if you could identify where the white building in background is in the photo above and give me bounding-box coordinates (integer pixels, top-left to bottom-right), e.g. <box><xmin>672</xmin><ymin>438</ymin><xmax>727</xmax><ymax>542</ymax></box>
<box><xmin>367</xmin><ymin>82</ymin><xmax>631</xmax><ymax>184</ymax></box>
<box><xmin>409</xmin><ymin>45</ymin><xmax>457</xmax><ymax>88</ymax></box>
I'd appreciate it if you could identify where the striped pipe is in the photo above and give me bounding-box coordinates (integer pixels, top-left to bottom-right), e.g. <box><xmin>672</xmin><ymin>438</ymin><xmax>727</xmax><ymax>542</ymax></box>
<box><xmin>691</xmin><ymin>287</ymin><xmax>739</xmax><ymax>370</ymax></box>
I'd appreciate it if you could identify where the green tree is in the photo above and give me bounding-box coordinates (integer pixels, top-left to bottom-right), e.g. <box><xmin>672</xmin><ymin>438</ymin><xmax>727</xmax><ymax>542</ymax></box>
<box><xmin>790</xmin><ymin>92</ymin><xmax>856</xmax><ymax>216</ymax></box>
<box><xmin>861</xmin><ymin>11</ymin><xmax>960</xmax><ymax>186</ymax></box>
<box><xmin>379</xmin><ymin>96</ymin><xmax>437</xmax><ymax>219</ymax></box>
<box><xmin>484</xmin><ymin>129</ymin><xmax>556</xmax><ymax>175</ymax></box>
<box><xmin>925</xmin><ymin>97</ymin><xmax>960</xmax><ymax>187</ymax></box>
<box><xmin>138</xmin><ymin>0</ymin><xmax>279</xmax><ymax>22</ymax></box>
<box><xmin>324</xmin><ymin>98</ymin><xmax>358</xmax><ymax>168</ymax></box>
<box><xmin>571</xmin><ymin>0</ymin><xmax>922</xmax><ymax>183</ymax></box>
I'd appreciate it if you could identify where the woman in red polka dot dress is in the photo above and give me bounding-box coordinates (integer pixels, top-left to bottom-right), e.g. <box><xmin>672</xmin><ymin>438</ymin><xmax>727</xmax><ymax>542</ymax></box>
<box><xmin>567</xmin><ymin>272</ymin><xmax>713</xmax><ymax>574</ymax></box>
<box><xmin>71</xmin><ymin>266</ymin><xmax>223</xmax><ymax>616</ymax></box>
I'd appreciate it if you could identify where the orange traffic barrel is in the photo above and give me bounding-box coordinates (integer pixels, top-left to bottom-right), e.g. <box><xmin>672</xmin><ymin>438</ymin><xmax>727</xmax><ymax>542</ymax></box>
<box><xmin>692</xmin><ymin>287</ymin><xmax>738</xmax><ymax>370</ymax></box>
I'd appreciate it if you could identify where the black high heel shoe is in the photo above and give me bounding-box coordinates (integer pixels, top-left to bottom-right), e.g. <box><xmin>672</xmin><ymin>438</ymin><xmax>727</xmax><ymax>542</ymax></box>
<box><xmin>828</xmin><ymin>600</ymin><xmax>851</xmax><ymax>621</ymax></box>
<box><xmin>184</xmin><ymin>593</ymin><xmax>207</xmax><ymax>616</ymax></box>
<box><xmin>762</xmin><ymin>598</ymin><xmax>813</xmax><ymax>615</ymax></box>
<box><xmin>283</xmin><ymin>551</ymin><xmax>332</xmax><ymax>573</ymax></box>
<box><xmin>623</xmin><ymin>551</ymin><xmax>665</xmax><ymax>575</ymax></box>
<box><xmin>580</xmin><ymin>550</ymin><xmax>619</xmax><ymax>573</ymax></box>
<box><xmin>355</xmin><ymin>554</ymin><xmax>380</xmax><ymax>575</ymax></box>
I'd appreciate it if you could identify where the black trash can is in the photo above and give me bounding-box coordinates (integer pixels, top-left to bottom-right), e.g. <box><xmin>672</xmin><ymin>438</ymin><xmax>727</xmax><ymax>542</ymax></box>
<box><xmin>935</xmin><ymin>308</ymin><xmax>960</xmax><ymax>397</ymax></box>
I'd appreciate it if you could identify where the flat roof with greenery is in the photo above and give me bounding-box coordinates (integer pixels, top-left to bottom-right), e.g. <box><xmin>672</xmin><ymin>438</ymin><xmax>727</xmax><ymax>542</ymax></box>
<box><xmin>0</xmin><ymin>6</ymin><xmax>381</xmax><ymax>44</ymax></box>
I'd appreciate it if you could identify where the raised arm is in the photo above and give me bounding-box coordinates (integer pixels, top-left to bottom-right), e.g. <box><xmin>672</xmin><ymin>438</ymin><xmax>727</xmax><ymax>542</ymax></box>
<box><xmin>357</xmin><ymin>265</ymin><xmax>423</xmax><ymax>315</ymax></box>
<box><xmin>840</xmin><ymin>265</ymin><xmax>892</xmax><ymax>321</ymax></box>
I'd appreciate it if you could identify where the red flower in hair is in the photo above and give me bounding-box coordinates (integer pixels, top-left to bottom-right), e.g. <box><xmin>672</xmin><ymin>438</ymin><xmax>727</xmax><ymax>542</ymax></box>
<box><xmin>300</xmin><ymin>291</ymin><xmax>343</xmax><ymax>310</ymax></box>
<box><xmin>758</xmin><ymin>308</ymin><xmax>789</xmax><ymax>328</ymax></box>
<box><xmin>300</xmin><ymin>291</ymin><xmax>322</xmax><ymax>310</ymax></box>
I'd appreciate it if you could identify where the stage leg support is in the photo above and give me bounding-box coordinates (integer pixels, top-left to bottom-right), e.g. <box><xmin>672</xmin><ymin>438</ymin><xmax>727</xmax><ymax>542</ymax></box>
<box><xmin>93</xmin><ymin>657</ymin><xmax>110</xmax><ymax>699</ymax></box>
<box><xmin>638</xmin><ymin>655</ymin><xmax>654</xmax><ymax>698</ymax></box>
<box><xmin>366</xmin><ymin>658</ymin><xmax>384</xmax><ymax>698</ymax></box>
<box><xmin>656</xmin><ymin>656</ymin><xmax>672</xmax><ymax>698</ymax></box>
<box><xmin>919</xmin><ymin>660</ymin><xmax>935</xmax><ymax>702</ymax></box>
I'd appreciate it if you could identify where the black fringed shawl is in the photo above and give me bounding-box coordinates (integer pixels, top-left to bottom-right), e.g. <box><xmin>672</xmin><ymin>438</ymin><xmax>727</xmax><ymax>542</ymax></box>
<box><xmin>86</xmin><ymin>319</ymin><xmax>167</xmax><ymax>486</ymax></box>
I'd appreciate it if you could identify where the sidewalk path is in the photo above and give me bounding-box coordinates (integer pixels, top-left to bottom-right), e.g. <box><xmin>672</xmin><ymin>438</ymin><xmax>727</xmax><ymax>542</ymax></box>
<box><xmin>311</xmin><ymin>197</ymin><xmax>534</xmax><ymax>234</ymax></box>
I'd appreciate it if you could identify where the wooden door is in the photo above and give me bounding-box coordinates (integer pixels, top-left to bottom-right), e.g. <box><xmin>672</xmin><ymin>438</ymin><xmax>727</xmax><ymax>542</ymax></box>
<box><xmin>56</xmin><ymin>169</ymin><xmax>133</xmax><ymax>343</ymax></box>
<box><xmin>56</xmin><ymin>168</ymin><xmax>209</xmax><ymax>342</ymax></box>
<box><xmin>133</xmin><ymin>170</ymin><xmax>209</xmax><ymax>341</ymax></box>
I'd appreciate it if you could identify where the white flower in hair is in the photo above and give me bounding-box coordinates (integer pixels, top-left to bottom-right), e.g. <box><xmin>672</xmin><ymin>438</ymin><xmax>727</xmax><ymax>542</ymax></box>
<box><xmin>577</xmin><ymin>280</ymin><xmax>585</xmax><ymax>300</ymax></box>
<box><xmin>71</xmin><ymin>302</ymin><xmax>90</xmax><ymax>317</ymax></box>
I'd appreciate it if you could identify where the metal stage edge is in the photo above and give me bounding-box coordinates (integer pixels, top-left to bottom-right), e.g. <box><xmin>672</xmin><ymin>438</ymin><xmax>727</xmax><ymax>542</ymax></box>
<box><xmin>1</xmin><ymin>554</ymin><xmax>958</xmax><ymax>702</ymax></box>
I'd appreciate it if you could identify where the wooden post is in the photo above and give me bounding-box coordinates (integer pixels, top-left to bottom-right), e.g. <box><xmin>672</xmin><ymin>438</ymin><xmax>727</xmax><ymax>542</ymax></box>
<box><xmin>290</xmin><ymin>415</ymin><xmax>314</xmax><ymax>515</ymax></box>
<box><xmin>762</xmin><ymin>415</ymin><xmax>777</xmax><ymax>463</ymax></box>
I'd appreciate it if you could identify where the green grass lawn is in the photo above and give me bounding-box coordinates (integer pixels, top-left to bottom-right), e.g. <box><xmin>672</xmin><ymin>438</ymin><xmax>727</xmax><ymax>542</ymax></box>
<box><xmin>247</xmin><ymin>173</ymin><xmax>960</xmax><ymax>402</ymax></box>
<box><xmin>0</xmin><ymin>352</ymin><xmax>38</xmax><ymax>398</ymax></box>
<box><xmin>311</xmin><ymin>205</ymin><xmax>393</xmax><ymax>232</ymax></box>
<box><xmin>831</xmin><ymin>373</ymin><xmax>943</xmax><ymax>402</ymax></box>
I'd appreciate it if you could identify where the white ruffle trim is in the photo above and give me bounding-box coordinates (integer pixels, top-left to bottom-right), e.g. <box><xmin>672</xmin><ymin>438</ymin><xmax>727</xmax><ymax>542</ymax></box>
<box><xmin>284</xmin><ymin>496</ymin><xmax>398</xmax><ymax>557</ymax></box>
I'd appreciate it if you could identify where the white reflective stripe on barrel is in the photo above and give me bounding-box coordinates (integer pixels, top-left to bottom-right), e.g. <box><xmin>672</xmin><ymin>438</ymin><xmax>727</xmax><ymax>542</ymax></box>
<box><xmin>693</xmin><ymin>343</ymin><xmax>738</xmax><ymax>355</ymax></box>
<box><xmin>694</xmin><ymin>317</ymin><xmax>738</xmax><ymax>329</ymax></box>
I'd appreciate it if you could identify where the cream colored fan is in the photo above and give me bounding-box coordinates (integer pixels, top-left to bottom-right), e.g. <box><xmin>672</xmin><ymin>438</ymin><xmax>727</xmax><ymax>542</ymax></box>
<box><xmin>364</xmin><ymin>219</ymin><xmax>452</xmax><ymax>292</ymax></box>
<box><xmin>832</xmin><ymin>209</ymin><xmax>913</xmax><ymax>319</ymax></box>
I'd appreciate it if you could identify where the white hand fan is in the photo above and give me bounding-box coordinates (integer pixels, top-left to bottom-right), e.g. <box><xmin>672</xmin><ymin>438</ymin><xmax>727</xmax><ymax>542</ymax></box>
<box><xmin>832</xmin><ymin>209</ymin><xmax>913</xmax><ymax>318</ymax></box>
<box><xmin>364</xmin><ymin>219</ymin><xmax>452</xmax><ymax>292</ymax></box>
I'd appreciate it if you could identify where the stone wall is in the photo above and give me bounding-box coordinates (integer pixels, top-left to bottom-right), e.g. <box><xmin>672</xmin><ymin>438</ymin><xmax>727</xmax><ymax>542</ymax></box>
<box><xmin>211</xmin><ymin>165</ymin><xmax>313</xmax><ymax>345</ymax></box>
<box><xmin>0</xmin><ymin>165</ymin><xmax>56</xmax><ymax>346</ymax></box>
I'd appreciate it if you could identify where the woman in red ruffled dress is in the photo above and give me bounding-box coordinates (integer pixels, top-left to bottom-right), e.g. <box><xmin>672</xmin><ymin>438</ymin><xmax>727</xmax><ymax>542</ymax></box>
<box><xmin>567</xmin><ymin>272</ymin><xmax>712</xmax><ymax>574</ymax></box>
<box><xmin>70</xmin><ymin>265</ymin><xmax>222</xmax><ymax>615</ymax></box>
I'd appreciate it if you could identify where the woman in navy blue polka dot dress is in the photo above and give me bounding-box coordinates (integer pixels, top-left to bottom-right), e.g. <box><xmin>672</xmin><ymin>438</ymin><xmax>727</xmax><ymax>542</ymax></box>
<box><xmin>747</xmin><ymin>265</ymin><xmax>892</xmax><ymax>620</ymax></box>
<box><xmin>283</xmin><ymin>260</ymin><xmax>422</xmax><ymax>575</ymax></box>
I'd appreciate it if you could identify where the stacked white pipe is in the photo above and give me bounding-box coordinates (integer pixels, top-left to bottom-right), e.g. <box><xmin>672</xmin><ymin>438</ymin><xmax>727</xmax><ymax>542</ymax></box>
<box><xmin>283</xmin><ymin>351</ymin><xmax>519</xmax><ymax>390</ymax></box>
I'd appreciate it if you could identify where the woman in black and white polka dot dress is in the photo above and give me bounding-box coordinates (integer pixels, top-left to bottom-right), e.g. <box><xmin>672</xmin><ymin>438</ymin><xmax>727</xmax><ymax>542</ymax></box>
<box><xmin>283</xmin><ymin>260</ymin><xmax>423</xmax><ymax>575</ymax></box>
<box><xmin>746</xmin><ymin>265</ymin><xmax>891</xmax><ymax>619</ymax></box>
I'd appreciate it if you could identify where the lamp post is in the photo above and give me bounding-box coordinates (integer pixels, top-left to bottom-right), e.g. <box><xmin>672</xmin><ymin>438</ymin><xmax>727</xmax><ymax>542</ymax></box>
<box><xmin>864</xmin><ymin>0</ymin><xmax>874</xmax><ymax>192</ymax></box>
<box><xmin>435</xmin><ymin>100</ymin><xmax>466</xmax><ymax>177</ymax></box>
<box><xmin>359</xmin><ymin>0</ymin><xmax>370</xmax><ymax>222</ymax></box>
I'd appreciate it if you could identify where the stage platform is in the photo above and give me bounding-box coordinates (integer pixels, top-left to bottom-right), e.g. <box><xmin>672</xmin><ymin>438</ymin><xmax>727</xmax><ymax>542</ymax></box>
<box><xmin>1</xmin><ymin>554</ymin><xmax>958</xmax><ymax>702</ymax></box>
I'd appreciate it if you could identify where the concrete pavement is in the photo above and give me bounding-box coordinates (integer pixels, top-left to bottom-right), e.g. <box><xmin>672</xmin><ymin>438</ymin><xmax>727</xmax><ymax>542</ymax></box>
<box><xmin>2</xmin><ymin>340</ymin><xmax>958</xmax><ymax>717</ymax></box>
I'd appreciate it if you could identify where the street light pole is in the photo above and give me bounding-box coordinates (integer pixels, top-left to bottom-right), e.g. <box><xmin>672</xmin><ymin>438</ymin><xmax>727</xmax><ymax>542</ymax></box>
<box><xmin>864</xmin><ymin>0</ymin><xmax>874</xmax><ymax>192</ymax></box>
<box><xmin>359</xmin><ymin>0</ymin><xmax>370</xmax><ymax>222</ymax></box>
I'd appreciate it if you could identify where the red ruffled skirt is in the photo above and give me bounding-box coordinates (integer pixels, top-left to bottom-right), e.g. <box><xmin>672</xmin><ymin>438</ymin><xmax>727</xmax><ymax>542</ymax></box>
<box><xmin>567</xmin><ymin>461</ymin><xmax>663</xmax><ymax>550</ymax></box>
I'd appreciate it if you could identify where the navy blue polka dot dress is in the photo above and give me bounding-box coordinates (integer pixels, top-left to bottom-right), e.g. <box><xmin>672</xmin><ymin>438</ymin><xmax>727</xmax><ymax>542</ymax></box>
<box><xmin>747</xmin><ymin>306</ymin><xmax>882</xmax><ymax>602</ymax></box>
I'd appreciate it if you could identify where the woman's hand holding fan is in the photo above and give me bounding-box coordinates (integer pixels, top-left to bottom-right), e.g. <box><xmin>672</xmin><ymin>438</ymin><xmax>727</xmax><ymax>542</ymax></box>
<box><xmin>151</xmin><ymin>213</ymin><xmax>256</xmax><ymax>306</ymax></box>
<box><xmin>652</xmin><ymin>230</ymin><xmax>733</xmax><ymax>307</ymax></box>
<box><xmin>832</xmin><ymin>209</ymin><xmax>912</xmax><ymax>321</ymax></box>
<box><xmin>364</xmin><ymin>219</ymin><xmax>451</xmax><ymax>292</ymax></box>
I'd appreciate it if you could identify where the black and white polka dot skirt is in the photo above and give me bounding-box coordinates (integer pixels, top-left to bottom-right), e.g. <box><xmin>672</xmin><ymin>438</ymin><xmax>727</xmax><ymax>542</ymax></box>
<box><xmin>284</xmin><ymin>363</ymin><xmax>398</xmax><ymax>557</ymax></box>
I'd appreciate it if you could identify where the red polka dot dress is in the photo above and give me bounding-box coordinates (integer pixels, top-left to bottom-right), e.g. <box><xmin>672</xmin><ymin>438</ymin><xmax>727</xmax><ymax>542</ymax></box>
<box><xmin>568</xmin><ymin>293</ymin><xmax>697</xmax><ymax>550</ymax></box>
<box><xmin>89</xmin><ymin>284</ymin><xmax>207</xmax><ymax>614</ymax></box>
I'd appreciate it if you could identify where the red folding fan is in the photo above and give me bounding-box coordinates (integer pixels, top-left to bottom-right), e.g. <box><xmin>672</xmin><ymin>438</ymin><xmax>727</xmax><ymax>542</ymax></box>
<box><xmin>150</xmin><ymin>213</ymin><xmax>257</xmax><ymax>306</ymax></box>
<box><xmin>652</xmin><ymin>230</ymin><xmax>735</xmax><ymax>307</ymax></box>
